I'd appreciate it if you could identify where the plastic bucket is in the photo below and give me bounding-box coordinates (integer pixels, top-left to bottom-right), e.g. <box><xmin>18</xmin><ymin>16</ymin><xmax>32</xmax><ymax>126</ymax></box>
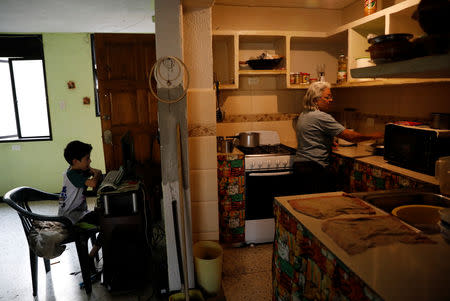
<box><xmin>193</xmin><ymin>241</ymin><xmax>223</xmax><ymax>295</ymax></box>
<box><xmin>169</xmin><ymin>290</ymin><xmax>204</xmax><ymax>301</ymax></box>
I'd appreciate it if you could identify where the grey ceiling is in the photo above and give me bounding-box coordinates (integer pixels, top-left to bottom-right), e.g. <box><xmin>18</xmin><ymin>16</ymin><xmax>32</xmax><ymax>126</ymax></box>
<box><xmin>0</xmin><ymin>0</ymin><xmax>355</xmax><ymax>33</ymax></box>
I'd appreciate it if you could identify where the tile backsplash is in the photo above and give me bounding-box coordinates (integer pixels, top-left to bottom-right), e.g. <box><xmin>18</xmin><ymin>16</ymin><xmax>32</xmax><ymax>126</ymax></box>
<box><xmin>217</xmin><ymin>79</ymin><xmax>450</xmax><ymax>145</ymax></box>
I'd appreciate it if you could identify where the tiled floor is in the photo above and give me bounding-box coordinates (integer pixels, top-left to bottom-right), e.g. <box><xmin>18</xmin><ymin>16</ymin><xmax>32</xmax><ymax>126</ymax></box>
<box><xmin>0</xmin><ymin>197</ymin><xmax>166</xmax><ymax>301</ymax></box>
<box><xmin>0</xmin><ymin>197</ymin><xmax>273</xmax><ymax>300</ymax></box>
<box><xmin>222</xmin><ymin>243</ymin><xmax>273</xmax><ymax>301</ymax></box>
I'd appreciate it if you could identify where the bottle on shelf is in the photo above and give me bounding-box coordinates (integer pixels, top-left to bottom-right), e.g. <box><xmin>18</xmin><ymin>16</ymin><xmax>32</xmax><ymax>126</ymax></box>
<box><xmin>364</xmin><ymin>0</ymin><xmax>377</xmax><ymax>16</ymax></box>
<box><xmin>316</xmin><ymin>64</ymin><xmax>325</xmax><ymax>82</ymax></box>
<box><xmin>337</xmin><ymin>55</ymin><xmax>347</xmax><ymax>84</ymax></box>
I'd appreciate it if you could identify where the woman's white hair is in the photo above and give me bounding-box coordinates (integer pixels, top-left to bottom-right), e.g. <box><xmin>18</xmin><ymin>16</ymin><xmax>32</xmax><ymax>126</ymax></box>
<box><xmin>302</xmin><ymin>81</ymin><xmax>331</xmax><ymax>111</ymax></box>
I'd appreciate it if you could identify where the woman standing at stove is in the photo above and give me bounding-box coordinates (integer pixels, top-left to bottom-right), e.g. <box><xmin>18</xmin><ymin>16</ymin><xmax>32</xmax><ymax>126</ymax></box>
<box><xmin>294</xmin><ymin>81</ymin><xmax>383</xmax><ymax>193</ymax></box>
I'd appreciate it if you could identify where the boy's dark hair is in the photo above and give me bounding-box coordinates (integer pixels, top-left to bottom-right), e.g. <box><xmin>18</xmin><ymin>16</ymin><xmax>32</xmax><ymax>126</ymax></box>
<box><xmin>64</xmin><ymin>140</ymin><xmax>93</xmax><ymax>165</ymax></box>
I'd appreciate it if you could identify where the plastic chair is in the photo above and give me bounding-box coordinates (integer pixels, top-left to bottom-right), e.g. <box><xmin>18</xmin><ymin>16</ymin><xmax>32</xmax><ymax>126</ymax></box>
<box><xmin>3</xmin><ymin>186</ymin><xmax>99</xmax><ymax>296</ymax></box>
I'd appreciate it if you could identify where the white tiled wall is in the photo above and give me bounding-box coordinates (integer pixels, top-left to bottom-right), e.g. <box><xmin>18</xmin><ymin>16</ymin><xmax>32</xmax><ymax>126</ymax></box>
<box><xmin>187</xmin><ymin>89</ymin><xmax>219</xmax><ymax>241</ymax></box>
<box><xmin>189</xmin><ymin>169</ymin><xmax>218</xmax><ymax>202</ymax></box>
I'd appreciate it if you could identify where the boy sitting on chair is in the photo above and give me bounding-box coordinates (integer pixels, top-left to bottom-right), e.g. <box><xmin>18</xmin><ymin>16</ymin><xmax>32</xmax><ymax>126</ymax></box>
<box><xmin>58</xmin><ymin>140</ymin><xmax>102</xmax><ymax>259</ymax></box>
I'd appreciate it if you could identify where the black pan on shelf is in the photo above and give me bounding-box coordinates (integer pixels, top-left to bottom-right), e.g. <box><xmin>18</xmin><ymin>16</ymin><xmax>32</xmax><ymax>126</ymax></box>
<box><xmin>246</xmin><ymin>58</ymin><xmax>283</xmax><ymax>70</ymax></box>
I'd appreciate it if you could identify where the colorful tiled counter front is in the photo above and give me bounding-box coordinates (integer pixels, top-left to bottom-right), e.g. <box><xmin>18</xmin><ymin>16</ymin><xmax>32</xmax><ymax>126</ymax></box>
<box><xmin>331</xmin><ymin>151</ymin><xmax>439</xmax><ymax>193</ymax></box>
<box><xmin>352</xmin><ymin>156</ymin><xmax>439</xmax><ymax>193</ymax></box>
<box><xmin>273</xmin><ymin>192</ymin><xmax>450</xmax><ymax>301</ymax></box>
<box><xmin>217</xmin><ymin>152</ymin><xmax>245</xmax><ymax>245</ymax></box>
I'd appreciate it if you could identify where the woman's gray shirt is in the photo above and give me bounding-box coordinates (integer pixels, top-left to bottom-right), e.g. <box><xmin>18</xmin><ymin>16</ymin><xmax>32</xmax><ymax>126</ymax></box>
<box><xmin>295</xmin><ymin>110</ymin><xmax>344</xmax><ymax>167</ymax></box>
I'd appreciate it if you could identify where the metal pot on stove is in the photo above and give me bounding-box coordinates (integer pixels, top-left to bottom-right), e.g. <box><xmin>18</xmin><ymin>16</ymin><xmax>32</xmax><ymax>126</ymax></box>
<box><xmin>227</xmin><ymin>132</ymin><xmax>260</xmax><ymax>148</ymax></box>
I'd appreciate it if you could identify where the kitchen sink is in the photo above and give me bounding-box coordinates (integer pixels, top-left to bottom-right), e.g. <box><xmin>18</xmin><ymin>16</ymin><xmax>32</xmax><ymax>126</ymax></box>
<box><xmin>351</xmin><ymin>191</ymin><xmax>450</xmax><ymax>233</ymax></box>
<box><xmin>351</xmin><ymin>191</ymin><xmax>450</xmax><ymax>213</ymax></box>
<box><xmin>352</xmin><ymin>191</ymin><xmax>450</xmax><ymax>213</ymax></box>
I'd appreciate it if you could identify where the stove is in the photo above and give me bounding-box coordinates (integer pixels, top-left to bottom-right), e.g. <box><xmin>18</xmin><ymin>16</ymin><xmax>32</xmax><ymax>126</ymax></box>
<box><xmin>236</xmin><ymin>130</ymin><xmax>296</xmax><ymax>172</ymax></box>
<box><xmin>237</xmin><ymin>144</ymin><xmax>296</xmax><ymax>171</ymax></box>
<box><xmin>237</xmin><ymin>131</ymin><xmax>299</xmax><ymax>244</ymax></box>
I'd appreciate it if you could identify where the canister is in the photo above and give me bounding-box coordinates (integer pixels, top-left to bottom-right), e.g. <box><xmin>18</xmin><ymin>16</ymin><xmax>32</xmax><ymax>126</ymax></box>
<box><xmin>290</xmin><ymin>73</ymin><xmax>295</xmax><ymax>84</ymax></box>
<box><xmin>302</xmin><ymin>73</ymin><xmax>310</xmax><ymax>84</ymax></box>
<box><xmin>294</xmin><ymin>73</ymin><xmax>301</xmax><ymax>84</ymax></box>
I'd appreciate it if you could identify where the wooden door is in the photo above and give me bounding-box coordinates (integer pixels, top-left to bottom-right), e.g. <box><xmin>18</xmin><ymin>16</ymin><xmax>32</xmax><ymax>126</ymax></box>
<box><xmin>93</xmin><ymin>33</ymin><xmax>160</xmax><ymax>172</ymax></box>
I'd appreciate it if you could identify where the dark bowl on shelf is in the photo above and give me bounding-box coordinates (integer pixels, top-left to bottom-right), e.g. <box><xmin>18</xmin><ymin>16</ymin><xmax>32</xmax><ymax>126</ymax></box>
<box><xmin>368</xmin><ymin>33</ymin><xmax>413</xmax><ymax>45</ymax></box>
<box><xmin>246</xmin><ymin>58</ymin><xmax>283</xmax><ymax>70</ymax></box>
<box><xmin>366</xmin><ymin>34</ymin><xmax>414</xmax><ymax>64</ymax></box>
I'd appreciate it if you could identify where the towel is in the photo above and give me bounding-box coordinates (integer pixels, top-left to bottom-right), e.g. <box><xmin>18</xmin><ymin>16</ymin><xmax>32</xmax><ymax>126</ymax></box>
<box><xmin>322</xmin><ymin>216</ymin><xmax>436</xmax><ymax>255</ymax></box>
<box><xmin>288</xmin><ymin>194</ymin><xmax>376</xmax><ymax>219</ymax></box>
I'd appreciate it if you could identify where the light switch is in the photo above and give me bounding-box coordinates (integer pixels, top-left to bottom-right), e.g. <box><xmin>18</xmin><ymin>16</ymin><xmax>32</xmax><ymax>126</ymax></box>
<box><xmin>12</xmin><ymin>145</ymin><xmax>21</xmax><ymax>151</ymax></box>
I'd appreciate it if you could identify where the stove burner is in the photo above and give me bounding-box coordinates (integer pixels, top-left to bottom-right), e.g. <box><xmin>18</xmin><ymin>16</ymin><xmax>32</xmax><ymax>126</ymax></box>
<box><xmin>237</xmin><ymin>144</ymin><xmax>296</xmax><ymax>156</ymax></box>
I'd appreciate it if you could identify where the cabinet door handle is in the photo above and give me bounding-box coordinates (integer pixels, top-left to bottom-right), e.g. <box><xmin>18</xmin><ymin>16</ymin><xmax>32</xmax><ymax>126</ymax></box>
<box><xmin>102</xmin><ymin>115</ymin><xmax>111</xmax><ymax>120</ymax></box>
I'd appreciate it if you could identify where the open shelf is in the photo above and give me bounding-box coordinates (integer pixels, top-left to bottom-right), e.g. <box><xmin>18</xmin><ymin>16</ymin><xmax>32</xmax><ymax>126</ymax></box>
<box><xmin>213</xmin><ymin>34</ymin><xmax>237</xmax><ymax>89</ymax></box>
<box><xmin>218</xmin><ymin>83</ymin><xmax>238</xmax><ymax>89</ymax></box>
<box><xmin>333</xmin><ymin>78</ymin><xmax>450</xmax><ymax>88</ymax></box>
<box><xmin>239</xmin><ymin>69</ymin><xmax>286</xmax><ymax>75</ymax></box>
<box><xmin>212</xmin><ymin>0</ymin><xmax>449</xmax><ymax>90</ymax></box>
<box><xmin>350</xmin><ymin>54</ymin><xmax>450</xmax><ymax>78</ymax></box>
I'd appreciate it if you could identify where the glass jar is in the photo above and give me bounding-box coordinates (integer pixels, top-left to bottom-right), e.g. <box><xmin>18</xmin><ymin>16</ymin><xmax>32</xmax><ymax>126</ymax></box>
<box><xmin>294</xmin><ymin>73</ymin><xmax>301</xmax><ymax>84</ymax></box>
<box><xmin>337</xmin><ymin>55</ymin><xmax>347</xmax><ymax>84</ymax></box>
<box><xmin>290</xmin><ymin>73</ymin><xmax>296</xmax><ymax>84</ymax></box>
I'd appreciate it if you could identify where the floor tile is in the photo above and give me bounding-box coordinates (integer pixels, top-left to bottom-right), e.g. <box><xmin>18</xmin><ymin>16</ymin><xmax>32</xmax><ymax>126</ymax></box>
<box><xmin>222</xmin><ymin>271</ymin><xmax>272</xmax><ymax>301</ymax></box>
<box><xmin>1</xmin><ymin>197</ymin><xmax>274</xmax><ymax>301</ymax></box>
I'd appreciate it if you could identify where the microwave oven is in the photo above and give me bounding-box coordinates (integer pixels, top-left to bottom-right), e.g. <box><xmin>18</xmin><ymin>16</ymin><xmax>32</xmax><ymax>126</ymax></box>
<box><xmin>384</xmin><ymin>123</ymin><xmax>450</xmax><ymax>176</ymax></box>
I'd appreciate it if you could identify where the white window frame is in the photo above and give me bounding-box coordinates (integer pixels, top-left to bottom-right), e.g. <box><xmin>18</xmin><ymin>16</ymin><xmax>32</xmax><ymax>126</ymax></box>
<box><xmin>0</xmin><ymin>57</ymin><xmax>52</xmax><ymax>142</ymax></box>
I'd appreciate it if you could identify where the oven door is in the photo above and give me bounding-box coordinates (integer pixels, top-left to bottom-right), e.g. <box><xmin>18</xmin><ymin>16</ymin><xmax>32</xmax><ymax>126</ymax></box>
<box><xmin>245</xmin><ymin>169</ymin><xmax>298</xmax><ymax>220</ymax></box>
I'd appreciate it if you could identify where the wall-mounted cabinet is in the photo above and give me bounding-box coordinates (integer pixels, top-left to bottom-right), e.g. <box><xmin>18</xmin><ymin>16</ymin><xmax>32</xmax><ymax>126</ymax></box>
<box><xmin>213</xmin><ymin>34</ymin><xmax>238</xmax><ymax>89</ymax></box>
<box><xmin>288</xmin><ymin>32</ymin><xmax>347</xmax><ymax>89</ymax></box>
<box><xmin>212</xmin><ymin>0</ymin><xmax>450</xmax><ymax>90</ymax></box>
<box><xmin>239</xmin><ymin>34</ymin><xmax>286</xmax><ymax>75</ymax></box>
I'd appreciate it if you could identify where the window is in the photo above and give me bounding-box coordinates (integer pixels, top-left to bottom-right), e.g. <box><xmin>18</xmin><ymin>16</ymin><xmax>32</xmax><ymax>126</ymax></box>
<box><xmin>0</xmin><ymin>35</ymin><xmax>51</xmax><ymax>142</ymax></box>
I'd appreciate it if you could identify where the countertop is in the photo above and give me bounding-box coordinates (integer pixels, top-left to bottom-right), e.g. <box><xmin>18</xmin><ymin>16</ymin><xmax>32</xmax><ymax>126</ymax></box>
<box><xmin>275</xmin><ymin>192</ymin><xmax>450</xmax><ymax>301</ymax></box>
<box><xmin>332</xmin><ymin>143</ymin><xmax>374</xmax><ymax>158</ymax></box>
<box><xmin>355</xmin><ymin>156</ymin><xmax>439</xmax><ymax>186</ymax></box>
<box><xmin>220</xmin><ymin>144</ymin><xmax>438</xmax><ymax>186</ymax></box>
<box><xmin>332</xmin><ymin>145</ymin><xmax>438</xmax><ymax>186</ymax></box>
<box><xmin>217</xmin><ymin>147</ymin><xmax>243</xmax><ymax>156</ymax></box>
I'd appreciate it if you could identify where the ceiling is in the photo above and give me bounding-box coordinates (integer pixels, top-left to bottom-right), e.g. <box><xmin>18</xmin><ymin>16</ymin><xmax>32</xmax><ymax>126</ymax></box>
<box><xmin>0</xmin><ymin>0</ymin><xmax>155</xmax><ymax>33</ymax></box>
<box><xmin>214</xmin><ymin>0</ymin><xmax>357</xmax><ymax>9</ymax></box>
<box><xmin>0</xmin><ymin>0</ymin><xmax>354</xmax><ymax>33</ymax></box>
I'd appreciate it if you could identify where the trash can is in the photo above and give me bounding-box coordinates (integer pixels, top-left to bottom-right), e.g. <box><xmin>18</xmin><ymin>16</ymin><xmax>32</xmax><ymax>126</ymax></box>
<box><xmin>193</xmin><ymin>241</ymin><xmax>223</xmax><ymax>295</ymax></box>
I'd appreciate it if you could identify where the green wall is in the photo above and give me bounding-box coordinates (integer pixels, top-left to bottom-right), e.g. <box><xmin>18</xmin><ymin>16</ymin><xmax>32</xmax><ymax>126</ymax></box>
<box><xmin>0</xmin><ymin>33</ymin><xmax>105</xmax><ymax>195</ymax></box>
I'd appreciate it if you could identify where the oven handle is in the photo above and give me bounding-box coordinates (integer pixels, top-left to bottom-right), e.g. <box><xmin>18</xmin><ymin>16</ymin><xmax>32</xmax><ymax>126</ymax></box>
<box><xmin>248</xmin><ymin>171</ymin><xmax>294</xmax><ymax>176</ymax></box>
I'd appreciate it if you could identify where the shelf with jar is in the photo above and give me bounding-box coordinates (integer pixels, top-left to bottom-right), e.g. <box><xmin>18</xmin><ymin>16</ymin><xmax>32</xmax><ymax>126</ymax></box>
<box><xmin>238</xmin><ymin>34</ymin><xmax>287</xmax><ymax>77</ymax></box>
<box><xmin>347</xmin><ymin>0</ymin><xmax>450</xmax><ymax>80</ymax></box>
<box><xmin>211</xmin><ymin>0</ymin><xmax>449</xmax><ymax>91</ymax></box>
<box><xmin>287</xmin><ymin>32</ymin><xmax>347</xmax><ymax>89</ymax></box>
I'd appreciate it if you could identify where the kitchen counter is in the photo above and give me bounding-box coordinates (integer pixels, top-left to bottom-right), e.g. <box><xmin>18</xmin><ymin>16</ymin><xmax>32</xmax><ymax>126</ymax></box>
<box><xmin>217</xmin><ymin>150</ymin><xmax>245</xmax><ymax>244</ymax></box>
<box><xmin>356</xmin><ymin>156</ymin><xmax>439</xmax><ymax>186</ymax></box>
<box><xmin>333</xmin><ymin>144</ymin><xmax>374</xmax><ymax>158</ymax></box>
<box><xmin>332</xmin><ymin>145</ymin><xmax>439</xmax><ymax>188</ymax></box>
<box><xmin>217</xmin><ymin>147</ymin><xmax>243</xmax><ymax>156</ymax></box>
<box><xmin>273</xmin><ymin>191</ymin><xmax>450</xmax><ymax>301</ymax></box>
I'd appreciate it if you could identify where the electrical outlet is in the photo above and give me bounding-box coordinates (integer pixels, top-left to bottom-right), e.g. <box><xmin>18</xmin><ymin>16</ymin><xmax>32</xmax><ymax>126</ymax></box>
<box><xmin>12</xmin><ymin>145</ymin><xmax>21</xmax><ymax>151</ymax></box>
<box><xmin>248</xmin><ymin>77</ymin><xmax>259</xmax><ymax>85</ymax></box>
<box><xmin>366</xmin><ymin>117</ymin><xmax>375</xmax><ymax>127</ymax></box>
